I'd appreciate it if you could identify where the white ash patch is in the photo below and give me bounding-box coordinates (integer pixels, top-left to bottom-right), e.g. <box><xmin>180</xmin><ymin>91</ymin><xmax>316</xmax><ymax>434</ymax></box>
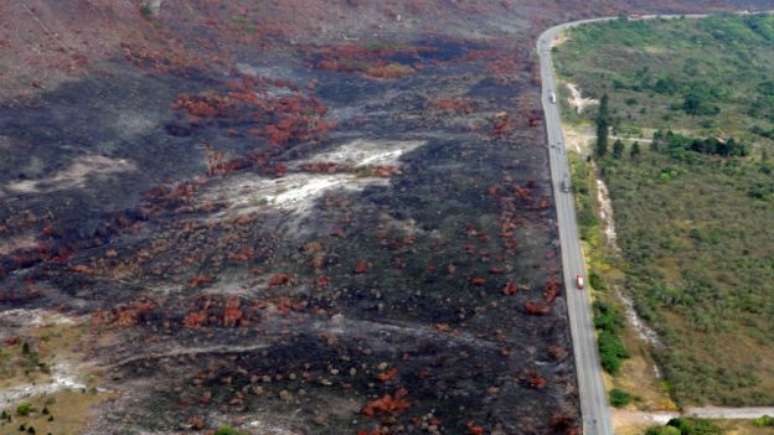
<box><xmin>3</xmin><ymin>155</ymin><xmax>136</xmax><ymax>195</ymax></box>
<box><xmin>299</xmin><ymin>138</ymin><xmax>425</xmax><ymax>167</ymax></box>
<box><xmin>205</xmin><ymin>172</ymin><xmax>380</xmax><ymax>221</ymax></box>
<box><xmin>113</xmin><ymin>110</ymin><xmax>158</xmax><ymax>137</ymax></box>
<box><xmin>203</xmin><ymin>138</ymin><xmax>425</xmax><ymax>224</ymax></box>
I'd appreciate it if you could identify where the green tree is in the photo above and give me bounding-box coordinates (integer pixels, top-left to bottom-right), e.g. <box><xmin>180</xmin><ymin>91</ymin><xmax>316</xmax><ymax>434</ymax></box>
<box><xmin>596</xmin><ymin>94</ymin><xmax>610</xmax><ymax>157</ymax></box>
<box><xmin>612</xmin><ymin>139</ymin><xmax>625</xmax><ymax>159</ymax></box>
<box><xmin>609</xmin><ymin>388</ymin><xmax>632</xmax><ymax>407</ymax></box>
<box><xmin>630</xmin><ymin>141</ymin><xmax>641</xmax><ymax>159</ymax></box>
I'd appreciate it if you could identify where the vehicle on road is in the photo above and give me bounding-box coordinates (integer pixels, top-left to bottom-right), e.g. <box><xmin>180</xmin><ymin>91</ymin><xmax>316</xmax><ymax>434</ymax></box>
<box><xmin>561</xmin><ymin>178</ymin><xmax>570</xmax><ymax>192</ymax></box>
<box><xmin>550</xmin><ymin>91</ymin><xmax>557</xmax><ymax>104</ymax></box>
<box><xmin>576</xmin><ymin>275</ymin><xmax>584</xmax><ymax>289</ymax></box>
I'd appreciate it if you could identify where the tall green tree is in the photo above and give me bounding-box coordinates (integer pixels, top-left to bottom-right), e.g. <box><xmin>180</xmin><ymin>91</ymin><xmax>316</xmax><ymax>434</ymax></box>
<box><xmin>612</xmin><ymin>139</ymin><xmax>625</xmax><ymax>159</ymax></box>
<box><xmin>596</xmin><ymin>94</ymin><xmax>610</xmax><ymax>157</ymax></box>
<box><xmin>630</xmin><ymin>141</ymin><xmax>641</xmax><ymax>159</ymax></box>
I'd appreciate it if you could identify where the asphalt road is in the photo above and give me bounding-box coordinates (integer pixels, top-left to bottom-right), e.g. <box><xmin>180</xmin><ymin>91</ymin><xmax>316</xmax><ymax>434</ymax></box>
<box><xmin>537</xmin><ymin>18</ymin><xmax>614</xmax><ymax>435</ymax></box>
<box><xmin>537</xmin><ymin>11</ymin><xmax>774</xmax><ymax>434</ymax></box>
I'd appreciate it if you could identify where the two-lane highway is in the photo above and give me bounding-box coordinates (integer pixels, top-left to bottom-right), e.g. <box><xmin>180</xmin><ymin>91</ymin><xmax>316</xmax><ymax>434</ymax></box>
<box><xmin>537</xmin><ymin>19</ymin><xmax>614</xmax><ymax>435</ymax></box>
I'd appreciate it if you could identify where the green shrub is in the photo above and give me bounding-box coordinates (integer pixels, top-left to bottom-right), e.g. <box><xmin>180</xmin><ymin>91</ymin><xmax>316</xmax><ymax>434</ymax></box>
<box><xmin>752</xmin><ymin>415</ymin><xmax>773</xmax><ymax>427</ymax></box>
<box><xmin>598</xmin><ymin>330</ymin><xmax>628</xmax><ymax>374</ymax></box>
<box><xmin>666</xmin><ymin>417</ymin><xmax>722</xmax><ymax>435</ymax></box>
<box><xmin>215</xmin><ymin>425</ymin><xmax>245</xmax><ymax>435</ymax></box>
<box><xmin>646</xmin><ymin>426</ymin><xmax>681</xmax><ymax>435</ymax></box>
<box><xmin>609</xmin><ymin>388</ymin><xmax>632</xmax><ymax>407</ymax></box>
<box><xmin>16</xmin><ymin>402</ymin><xmax>33</xmax><ymax>416</ymax></box>
<box><xmin>589</xmin><ymin>270</ymin><xmax>606</xmax><ymax>291</ymax></box>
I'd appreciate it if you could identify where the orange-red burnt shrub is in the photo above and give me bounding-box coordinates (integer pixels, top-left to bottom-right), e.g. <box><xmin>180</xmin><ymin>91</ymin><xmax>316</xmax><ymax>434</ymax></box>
<box><xmin>502</xmin><ymin>281</ymin><xmax>518</xmax><ymax>296</ymax></box>
<box><xmin>301</xmin><ymin>161</ymin><xmax>349</xmax><ymax>174</ymax></box>
<box><xmin>466</xmin><ymin>422</ymin><xmax>485</xmax><ymax>435</ymax></box>
<box><xmin>173</xmin><ymin>93</ymin><xmax>235</xmax><ymax>119</ymax></box>
<box><xmin>376</xmin><ymin>368</ymin><xmax>399</xmax><ymax>383</ymax></box>
<box><xmin>268</xmin><ymin>273</ymin><xmax>292</xmax><ymax>287</ymax></box>
<box><xmin>429</xmin><ymin>98</ymin><xmax>475</xmax><ymax>114</ymax></box>
<box><xmin>364</xmin><ymin>62</ymin><xmax>415</xmax><ymax>80</ymax></box>
<box><xmin>92</xmin><ymin>298</ymin><xmax>157</xmax><ymax>327</ymax></box>
<box><xmin>544</xmin><ymin>276</ymin><xmax>561</xmax><ymax>303</ymax></box>
<box><xmin>172</xmin><ymin>77</ymin><xmax>334</xmax><ymax>154</ymax></box>
<box><xmin>492</xmin><ymin>113</ymin><xmax>513</xmax><ymax>137</ymax></box>
<box><xmin>361</xmin><ymin>388</ymin><xmax>410</xmax><ymax>417</ymax></box>
<box><xmin>222</xmin><ymin>296</ymin><xmax>243</xmax><ymax>327</ymax></box>
<box><xmin>524</xmin><ymin>301</ymin><xmax>551</xmax><ymax>316</ymax></box>
<box><xmin>189</xmin><ymin>274</ymin><xmax>214</xmax><ymax>288</ymax></box>
<box><xmin>311</xmin><ymin>43</ymin><xmax>429</xmax><ymax>80</ymax></box>
<box><xmin>526</xmin><ymin>371</ymin><xmax>547</xmax><ymax>389</ymax></box>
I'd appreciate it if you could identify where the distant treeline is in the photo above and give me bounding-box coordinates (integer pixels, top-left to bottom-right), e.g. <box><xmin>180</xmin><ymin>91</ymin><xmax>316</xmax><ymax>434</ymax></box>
<box><xmin>652</xmin><ymin>130</ymin><xmax>748</xmax><ymax>158</ymax></box>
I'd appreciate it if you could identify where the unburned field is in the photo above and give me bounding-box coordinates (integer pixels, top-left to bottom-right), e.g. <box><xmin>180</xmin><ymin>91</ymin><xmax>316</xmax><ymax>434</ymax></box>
<box><xmin>555</xmin><ymin>14</ymin><xmax>774</xmax><ymax>406</ymax></box>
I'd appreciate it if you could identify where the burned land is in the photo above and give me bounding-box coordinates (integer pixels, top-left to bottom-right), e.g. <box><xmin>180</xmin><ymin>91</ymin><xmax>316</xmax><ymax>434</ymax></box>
<box><xmin>0</xmin><ymin>1</ymin><xmax>769</xmax><ymax>434</ymax></box>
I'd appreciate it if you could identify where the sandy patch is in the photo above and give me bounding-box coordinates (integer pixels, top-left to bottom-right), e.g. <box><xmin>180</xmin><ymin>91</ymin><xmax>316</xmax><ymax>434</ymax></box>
<box><xmin>595</xmin><ymin>178</ymin><xmax>618</xmax><ymax>246</ymax></box>
<box><xmin>0</xmin><ymin>308</ymin><xmax>82</xmax><ymax>328</ymax></box>
<box><xmin>4</xmin><ymin>155</ymin><xmax>136</xmax><ymax>195</ymax></box>
<box><xmin>551</xmin><ymin>32</ymin><xmax>569</xmax><ymax>48</ymax></box>
<box><xmin>565</xmin><ymin>82</ymin><xmax>598</xmax><ymax>114</ymax></box>
<box><xmin>594</xmin><ymin>172</ymin><xmax>662</xmax><ymax>348</ymax></box>
<box><xmin>0</xmin><ymin>362</ymin><xmax>87</xmax><ymax>409</ymax></box>
<box><xmin>613</xmin><ymin>410</ymin><xmax>679</xmax><ymax>435</ymax></box>
<box><xmin>562</xmin><ymin>123</ymin><xmax>594</xmax><ymax>154</ymax></box>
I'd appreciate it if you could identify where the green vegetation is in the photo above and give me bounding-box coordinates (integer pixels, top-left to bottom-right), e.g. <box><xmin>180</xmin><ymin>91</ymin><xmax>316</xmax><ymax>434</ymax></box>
<box><xmin>608</xmin><ymin>388</ymin><xmax>632</xmax><ymax>408</ymax></box>
<box><xmin>646</xmin><ymin>426</ymin><xmax>682</xmax><ymax>435</ymax></box>
<box><xmin>215</xmin><ymin>425</ymin><xmax>246</xmax><ymax>435</ymax></box>
<box><xmin>139</xmin><ymin>4</ymin><xmax>153</xmax><ymax>19</ymax></box>
<box><xmin>554</xmin><ymin>14</ymin><xmax>774</xmax><ymax>141</ymax></box>
<box><xmin>596</xmin><ymin>94</ymin><xmax>611</xmax><ymax>157</ymax></box>
<box><xmin>652</xmin><ymin>130</ymin><xmax>749</xmax><ymax>158</ymax></box>
<box><xmin>593</xmin><ymin>301</ymin><xmax>629</xmax><ymax>374</ymax></box>
<box><xmin>16</xmin><ymin>403</ymin><xmax>33</xmax><ymax>417</ymax></box>
<box><xmin>752</xmin><ymin>415</ymin><xmax>773</xmax><ymax>427</ymax></box>
<box><xmin>647</xmin><ymin>418</ymin><xmax>722</xmax><ymax>435</ymax></box>
<box><xmin>556</xmin><ymin>14</ymin><xmax>774</xmax><ymax>406</ymax></box>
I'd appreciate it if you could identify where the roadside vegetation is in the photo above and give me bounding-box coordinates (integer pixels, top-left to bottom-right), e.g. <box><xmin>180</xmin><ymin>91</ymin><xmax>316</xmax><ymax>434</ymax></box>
<box><xmin>646</xmin><ymin>418</ymin><xmax>722</xmax><ymax>435</ymax></box>
<box><xmin>555</xmin><ymin>14</ymin><xmax>774</xmax><ymax>406</ymax></box>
